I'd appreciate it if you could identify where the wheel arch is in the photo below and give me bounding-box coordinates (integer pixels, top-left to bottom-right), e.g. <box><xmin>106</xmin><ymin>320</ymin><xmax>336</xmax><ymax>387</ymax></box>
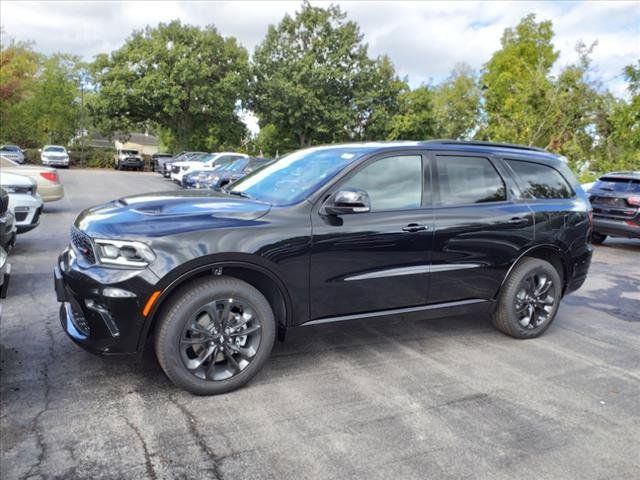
<box><xmin>495</xmin><ymin>244</ymin><xmax>569</xmax><ymax>300</ymax></box>
<box><xmin>137</xmin><ymin>258</ymin><xmax>293</xmax><ymax>353</ymax></box>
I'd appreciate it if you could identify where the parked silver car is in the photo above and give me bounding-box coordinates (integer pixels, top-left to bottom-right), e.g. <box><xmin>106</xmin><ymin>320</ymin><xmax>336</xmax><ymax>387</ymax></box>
<box><xmin>0</xmin><ymin>145</ymin><xmax>25</xmax><ymax>164</ymax></box>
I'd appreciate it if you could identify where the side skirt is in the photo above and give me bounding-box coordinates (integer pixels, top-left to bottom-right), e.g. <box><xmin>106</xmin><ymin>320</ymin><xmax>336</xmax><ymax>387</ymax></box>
<box><xmin>301</xmin><ymin>298</ymin><xmax>492</xmax><ymax>327</ymax></box>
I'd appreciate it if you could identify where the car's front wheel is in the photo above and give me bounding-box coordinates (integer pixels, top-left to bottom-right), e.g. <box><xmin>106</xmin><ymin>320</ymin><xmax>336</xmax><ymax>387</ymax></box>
<box><xmin>591</xmin><ymin>232</ymin><xmax>607</xmax><ymax>244</ymax></box>
<box><xmin>155</xmin><ymin>276</ymin><xmax>276</xmax><ymax>395</ymax></box>
<box><xmin>492</xmin><ymin>257</ymin><xmax>561</xmax><ymax>339</ymax></box>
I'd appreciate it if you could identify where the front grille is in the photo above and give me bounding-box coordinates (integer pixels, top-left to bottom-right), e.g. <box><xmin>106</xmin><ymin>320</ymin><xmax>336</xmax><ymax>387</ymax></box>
<box><xmin>70</xmin><ymin>227</ymin><xmax>96</xmax><ymax>264</ymax></box>
<box><xmin>172</xmin><ymin>165</ymin><xmax>180</xmax><ymax>174</ymax></box>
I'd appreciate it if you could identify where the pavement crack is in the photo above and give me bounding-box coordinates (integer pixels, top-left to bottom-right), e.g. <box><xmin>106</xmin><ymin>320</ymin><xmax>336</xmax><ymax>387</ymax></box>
<box><xmin>169</xmin><ymin>396</ymin><xmax>225</xmax><ymax>480</ymax></box>
<box><xmin>121</xmin><ymin>416</ymin><xmax>157</xmax><ymax>480</ymax></box>
<box><xmin>20</xmin><ymin>321</ymin><xmax>55</xmax><ymax>480</ymax></box>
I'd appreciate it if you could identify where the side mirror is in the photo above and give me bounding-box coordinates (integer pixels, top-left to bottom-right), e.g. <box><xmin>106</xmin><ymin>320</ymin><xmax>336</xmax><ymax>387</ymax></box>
<box><xmin>323</xmin><ymin>188</ymin><xmax>371</xmax><ymax>215</ymax></box>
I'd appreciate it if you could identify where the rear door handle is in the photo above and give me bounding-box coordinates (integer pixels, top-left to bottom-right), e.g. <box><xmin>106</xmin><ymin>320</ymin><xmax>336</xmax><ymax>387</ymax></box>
<box><xmin>402</xmin><ymin>223</ymin><xmax>428</xmax><ymax>232</ymax></box>
<box><xmin>508</xmin><ymin>217</ymin><xmax>528</xmax><ymax>225</ymax></box>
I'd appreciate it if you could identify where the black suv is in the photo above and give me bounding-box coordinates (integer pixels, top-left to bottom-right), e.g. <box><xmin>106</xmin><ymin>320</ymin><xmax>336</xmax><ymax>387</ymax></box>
<box><xmin>55</xmin><ymin>141</ymin><xmax>593</xmax><ymax>395</ymax></box>
<box><xmin>587</xmin><ymin>171</ymin><xmax>640</xmax><ymax>243</ymax></box>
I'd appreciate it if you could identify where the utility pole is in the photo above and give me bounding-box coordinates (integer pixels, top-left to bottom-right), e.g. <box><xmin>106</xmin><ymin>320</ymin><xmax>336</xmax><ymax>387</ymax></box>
<box><xmin>79</xmin><ymin>72</ymin><xmax>85</xmax><ymax>169</ymax></box>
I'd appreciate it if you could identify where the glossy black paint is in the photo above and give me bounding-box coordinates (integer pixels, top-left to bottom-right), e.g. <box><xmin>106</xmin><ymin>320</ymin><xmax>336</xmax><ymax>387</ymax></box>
<box><xmin>56</xmin><ymin>141</ymin><xmax>593</xmax><ymax>356</ymax></box>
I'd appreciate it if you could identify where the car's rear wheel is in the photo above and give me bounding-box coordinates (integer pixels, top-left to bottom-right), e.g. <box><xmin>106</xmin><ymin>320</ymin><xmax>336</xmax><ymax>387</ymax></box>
<box><xmin>155</xmin><ymin>276</ymin><xmax>276</xmax><ymax>395</ymax></box>
<box><xmin>492</xmin><ymin>257</ymin><xmax>561</xmax><ymax>339</ymax></box>
<box><xmin>591</xmin><ymin>232</ymin><xmax>607</xmax><ymax>244</ymax></box>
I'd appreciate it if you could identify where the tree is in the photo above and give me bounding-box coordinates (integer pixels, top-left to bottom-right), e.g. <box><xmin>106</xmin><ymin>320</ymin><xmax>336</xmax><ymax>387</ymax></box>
<box><xmin>387</xmin><ymin>86</ymin><xmax>435</xmax><ymax>140</ymax></box>
<box><xmin>432</xmin><ymin>64</ymin><xmax>481</xmax><ymax>139</ymax></box>
<box><xmin>249</xmin><ymin>1</ymin><xmax>404</xmax><ymax>147</ymax></box>
<box><xmin>89</xmin><ymin>20</ymin><xmax>249</xmax><ymax>151</ymax></box>
<box><xmin>479</xmin><ymin>14</ymin><xmax>559</xmax><ymax>146</ymax></box>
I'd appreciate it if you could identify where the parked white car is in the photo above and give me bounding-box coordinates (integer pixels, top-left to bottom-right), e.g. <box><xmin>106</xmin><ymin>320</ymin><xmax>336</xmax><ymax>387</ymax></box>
<box><xmin>170</xmin><ymin>152</ymin><xmax>248</xmax><ymax>184</ymax></box>
<box><xmin>41</xmin><ymin>145</ymin><xmax>70</xmax><ymax>167</ymax></box>
<box><xmin>0</xmin><ymin>144</ymin><xmax>25</xmax><ymax>164</ymax></box>
<box><xmin>0</xmin><ymin>173</ymin><xmax>43</xmax><ymax>234</ymax></box>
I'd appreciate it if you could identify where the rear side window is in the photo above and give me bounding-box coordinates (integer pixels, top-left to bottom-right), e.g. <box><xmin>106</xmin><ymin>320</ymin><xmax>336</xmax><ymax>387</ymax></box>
<box><xmin>594</xmin><ymin>177</ymin><xmax>640</xmax><ymax>193</ymax></box>
<box><xmin>434</xmin><ymin>156</ymin><xmax>506</xmax><ymax>206</ymax></box>
<box><xmin>507</xmin><ymin>160</ymin><xmax>573</xmax><ymax>199</ymax></box>
<box><xmin>343</xmin><ymin>155</ymin><xmax>423</xmax><ymax>211</ymax></box>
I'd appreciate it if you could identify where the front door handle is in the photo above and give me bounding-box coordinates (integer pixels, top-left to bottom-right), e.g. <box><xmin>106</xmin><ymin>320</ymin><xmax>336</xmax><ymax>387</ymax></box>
<box><xmin>508</xmin><ymin>217</ymin><xmax>529</xmax><ymax>226</ymax></box>
<box><xmin>402</xmin><ymin>223</ymin><xmax>428</xmax><ymax>232</ymax></box>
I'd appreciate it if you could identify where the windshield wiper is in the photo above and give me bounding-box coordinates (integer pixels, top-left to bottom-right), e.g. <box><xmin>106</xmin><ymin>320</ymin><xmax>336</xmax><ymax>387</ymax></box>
<box><xmin>229</xmin><ymin>190</ymin><xmax>251</xmax><ymax>199</ymax></box>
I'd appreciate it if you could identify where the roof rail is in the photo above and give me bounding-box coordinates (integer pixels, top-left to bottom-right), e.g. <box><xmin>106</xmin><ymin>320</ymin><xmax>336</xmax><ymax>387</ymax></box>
<box><xmin>423</xmin><ymin>139</ymin><xmax>548</xmax><ymax>153</ymax></box>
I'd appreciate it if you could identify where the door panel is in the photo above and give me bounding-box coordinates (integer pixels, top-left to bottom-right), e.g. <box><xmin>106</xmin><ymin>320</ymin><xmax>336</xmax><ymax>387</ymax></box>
<box><xmin>429</xmin><ymin>153</ymin><xmax>535</xmax><ymax>304</ymax></box>
<box><xmin>310</xmin><ymin>209</ymin><xmax>434</xmax><ymax>319</ymax></box>
<box><xmin>309</xmin><ymin>152</ymin><xmax>433</xmax><ymax>320</ymax></box>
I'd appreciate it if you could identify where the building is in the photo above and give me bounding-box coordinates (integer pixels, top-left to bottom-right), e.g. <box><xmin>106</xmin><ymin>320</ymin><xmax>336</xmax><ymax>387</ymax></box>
<box><xmin>114</xmin><ymin>133</ymin><xmax>160</xmax><ymax>156</ymax></box>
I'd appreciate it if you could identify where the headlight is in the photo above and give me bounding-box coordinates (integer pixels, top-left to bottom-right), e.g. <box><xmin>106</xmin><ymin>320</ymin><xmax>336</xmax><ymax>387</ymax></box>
<box><xmin>0</xmin><ymin>247</ymin><xmax>7</xmax><ymax>268</ymax></box>
<box><xmin>93</xmin><ymin>239</ymin><xmax>156</xmax><ymax>267</ymax></box>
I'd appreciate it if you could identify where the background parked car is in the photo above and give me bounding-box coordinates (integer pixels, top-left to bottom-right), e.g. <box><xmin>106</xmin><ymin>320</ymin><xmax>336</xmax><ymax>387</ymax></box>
<box><xmin>40</xmin><ymin>145</ymin><xmax>70</xmax><ymax>167</ymax></box>
<box><xmin>0</xmin><ymin>173</ymin><xmax>43</xmax><ymax>233</ymax></box>
<box><xmin>183</xmin><ymin>157</ymin><xmax>273</xmax><ymax>190</ymax></box>
<box><xmin>161</xmin><ymin>151</ymin><xmax>205</xmax><ymax>177</ymax></box>
<box><xmin>0</xmin><ymin>144</ymin><xmax>25</xmax><ymax>164</ymax></box>
<box><xmin>171</xmin><ymin>152</ymin><xmax>248</xmax><ymax>184</ymax></box>
<box><xmin>114</xmin><ymin>149</ymin><xmax>144</xmax><ymax>171</ymax></box>
<box><xmin>152</xmin><ymin>152</ymin><xmax>173</xmax><ymax>173</ymax></box>
<box><xmin>1</xmin><ymin>155</ymin><xmax>64</xmax><ymax>202</ymax></box>
<box><xmin>587</xmin><ymin>171</ymin><xmax>640</xmax><ymax>244</ymax></box>
<box><xmin>0</xmin><ymin>189</ymin><xmax>17</xmax><ymax>250</ymax></box>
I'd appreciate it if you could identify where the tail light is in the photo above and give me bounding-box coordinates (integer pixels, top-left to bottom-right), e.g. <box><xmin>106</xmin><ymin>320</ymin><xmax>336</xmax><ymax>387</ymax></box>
<box><xmin>587</xmin><ymin>209</ymin><xmax>593</xmax><ymax>228</ymax></box>
<box><xmin>40</xmin><ymin>171</ymin><xmax>59</xmax><ymax>183</ymax></box>
<box><xmin>627</xmin><ymin>196</ymin><xmax>640</xmax><ymax>207</ymax></box>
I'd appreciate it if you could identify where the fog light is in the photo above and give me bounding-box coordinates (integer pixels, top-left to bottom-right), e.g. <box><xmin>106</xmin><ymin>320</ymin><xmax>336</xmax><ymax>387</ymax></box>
<box><xmin>102</xmin><ymin>287</ymin><xmax>137</xmax><ymax>298</ymax></box>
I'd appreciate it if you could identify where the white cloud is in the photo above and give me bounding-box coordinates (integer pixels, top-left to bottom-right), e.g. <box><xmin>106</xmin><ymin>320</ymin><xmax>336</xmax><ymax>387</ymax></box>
<box><xmin>1</xmin><ymin>0</ymin><xmax>638</xmax><ymax>99</ymax></box>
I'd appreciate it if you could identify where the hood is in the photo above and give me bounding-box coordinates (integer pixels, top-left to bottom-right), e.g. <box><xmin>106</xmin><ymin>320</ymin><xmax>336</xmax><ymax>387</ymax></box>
<box><xmin>75</xmin><ymin>190</ymin><xmax>271</xmax><ymax>238</ymax></box>
<box><xmin>0</xmin><ymin>172</ymin><xmax>36</xmax><ymax>187</ymax></box>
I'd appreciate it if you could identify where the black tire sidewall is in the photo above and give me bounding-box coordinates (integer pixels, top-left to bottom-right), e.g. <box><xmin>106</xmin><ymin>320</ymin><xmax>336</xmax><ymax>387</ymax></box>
<box><xmin>591</xmin><ymin>232</ymin><xmax>606</xmax><ymax>244</ymax></box>
<box><xmin>155</xmin><ymin>277</ymin><xmax>276</xmax><ymax>395</ymax></box>
<box><xmin>496</xmin><ymin>258</ymin><xmax>562</xmax><ymax>339</ymax></box>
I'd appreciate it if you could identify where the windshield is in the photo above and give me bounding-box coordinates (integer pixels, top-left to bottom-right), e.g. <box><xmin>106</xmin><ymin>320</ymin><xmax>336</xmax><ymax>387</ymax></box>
<box><xmin>44</xmin><ymin>146</ymin><xmax>65</xmax><ymax>153</ymax></box>
<box><xmin>595</xmin><ymin>177</ymin><xmax>640</xmax><ymax>193</ymax></box>
<box><xmin>1</xmin><ymin>145</ymin><xmax>19</xmax><ymax>152</ymax></box>
<box><xmin>231</xmin><ymin>147</ymin><xmax>369</xmax><ymax>205</ymax></box>
<box><xmin>122</xmin><ymin>150</ymin><xmax>138</xmax><ymax>155</ymax></box>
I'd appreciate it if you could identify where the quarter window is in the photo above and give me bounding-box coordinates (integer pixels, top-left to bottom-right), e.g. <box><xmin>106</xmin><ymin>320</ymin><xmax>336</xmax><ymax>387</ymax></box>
<box><xmin>434</xmin><ymin>156</ymin><xmax>506</xmax><ymax>206</ymax></box>
<box><xmin>343</xmin><ymin>155</ymin><xmax>423</xmax><ymax>211</ymax></box>
<box><xmin>506</xmin><ymin>160</ymin><xmax>573</xmax><ymax>199</ymax></box>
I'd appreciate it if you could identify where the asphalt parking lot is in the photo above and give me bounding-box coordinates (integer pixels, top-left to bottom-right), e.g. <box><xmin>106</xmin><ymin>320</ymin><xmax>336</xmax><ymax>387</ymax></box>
<box><xmin>1</xmin><ymin>169</ymin><xmax>639</xmax><ymax>480</ymax></box>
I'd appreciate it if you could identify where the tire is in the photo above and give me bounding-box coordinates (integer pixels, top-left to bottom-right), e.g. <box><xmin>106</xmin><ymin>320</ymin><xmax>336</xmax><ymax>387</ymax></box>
<box><xmin>155</xmin><ymin>276</ymin><xmax>276</xmax><ymax>395</ymax></box>
<box><xmin>492</xmin><ymin>257</ymin><xmax>562</xmax><ymax>339</ymax></box>
<box><xmin>591</xmin><ymin>232</ymin><xmax>607</xmax><ymax>244</ymax></box>
<box><xmin>117</xmin><ymin>162</ymin><xmax>122</xmax><ymax>171</ymax></box>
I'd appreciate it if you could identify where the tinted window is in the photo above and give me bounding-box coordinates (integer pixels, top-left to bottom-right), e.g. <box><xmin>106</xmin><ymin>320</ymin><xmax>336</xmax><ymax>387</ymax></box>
<box><xmin>343</xmin><ymin>155</ymin><xmax>422</xmax><ymax>211</ymax></box>
<box><xmin>507</xmin><ymin>160</ymin><xmax>573</xmax><ymax>199</ymax></box>
<box><xmin>435</xmin><ymin>156</ymin><xmax>506</xmax><ymax>206</ymax></box>
<box><xmin>594</xmin><ymin>177</ymin><xmax>640</xmax><ymax>194</ymax></box>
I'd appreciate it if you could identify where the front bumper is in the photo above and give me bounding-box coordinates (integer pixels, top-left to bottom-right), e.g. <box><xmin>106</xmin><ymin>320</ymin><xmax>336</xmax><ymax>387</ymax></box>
<box><xmin>55</xmin><ymin>248</ymin><xmax>160</xmax><ymax>355</ymax></box>
<box><xmin>119</xmin><ymin>158</ymin><xmax>144</xmax><ymax>168</ymax></box>
<box><xmin>593</xmin><ymin>216</ymin><xmax>640</xmax><ymax>239</ymax></box>
<box><xmin>42</xmin><ymin>158</ymin><xmax>69</xmax><ymax>166</ymax></box>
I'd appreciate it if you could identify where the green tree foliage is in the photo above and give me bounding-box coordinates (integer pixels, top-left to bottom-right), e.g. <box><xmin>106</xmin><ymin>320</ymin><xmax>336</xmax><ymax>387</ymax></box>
<box><xmin>480</xmin><ymin>14</ymin><xmax>559</xmax><ymax>146</ymax></box>
<box><xmin>249</xmin><ymin>1</ymin><xmax>405</xmax><ymax>147</ymax></box>
<box><xmin>432</xmin><ymin>64</ymin><xmax>481</xmax><ymax>139</ymax></box>
<box><xmin>1</xmin><ymin>43</ymin><xmax>81</xmax><ymax>147</ymax></box>
<box><xmin>89</xmin><ymin>20</ymin><xmax>249</xmax><ymax>151</ymax></box>
<box><xmin>387</xmin><ymin>86</ymin><xmax>435</xmax><ymax>140</ymax></box>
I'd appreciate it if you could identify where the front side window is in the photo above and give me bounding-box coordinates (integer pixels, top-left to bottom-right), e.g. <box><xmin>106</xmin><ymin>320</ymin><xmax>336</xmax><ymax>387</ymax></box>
<box><xmin>506</xmin><ymin>160</ymin><xmax>573</xmax><ymax>199</ymax></box>
<box><xmin>435</xmin><ymin>156</ymin><xmax>506</xmax><ymax>206</ymax></box>
<box><xmin>342</xmin><ymin>155</ymin><xmax>423</xmax><ymax>211</ymax></box>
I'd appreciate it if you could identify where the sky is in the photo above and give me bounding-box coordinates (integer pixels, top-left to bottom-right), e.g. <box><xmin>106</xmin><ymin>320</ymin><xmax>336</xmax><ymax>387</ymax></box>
<box><xmin>1</xmin><ymin>0</ymin><xmax>638</xmax><ymax>131</ymax></box>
